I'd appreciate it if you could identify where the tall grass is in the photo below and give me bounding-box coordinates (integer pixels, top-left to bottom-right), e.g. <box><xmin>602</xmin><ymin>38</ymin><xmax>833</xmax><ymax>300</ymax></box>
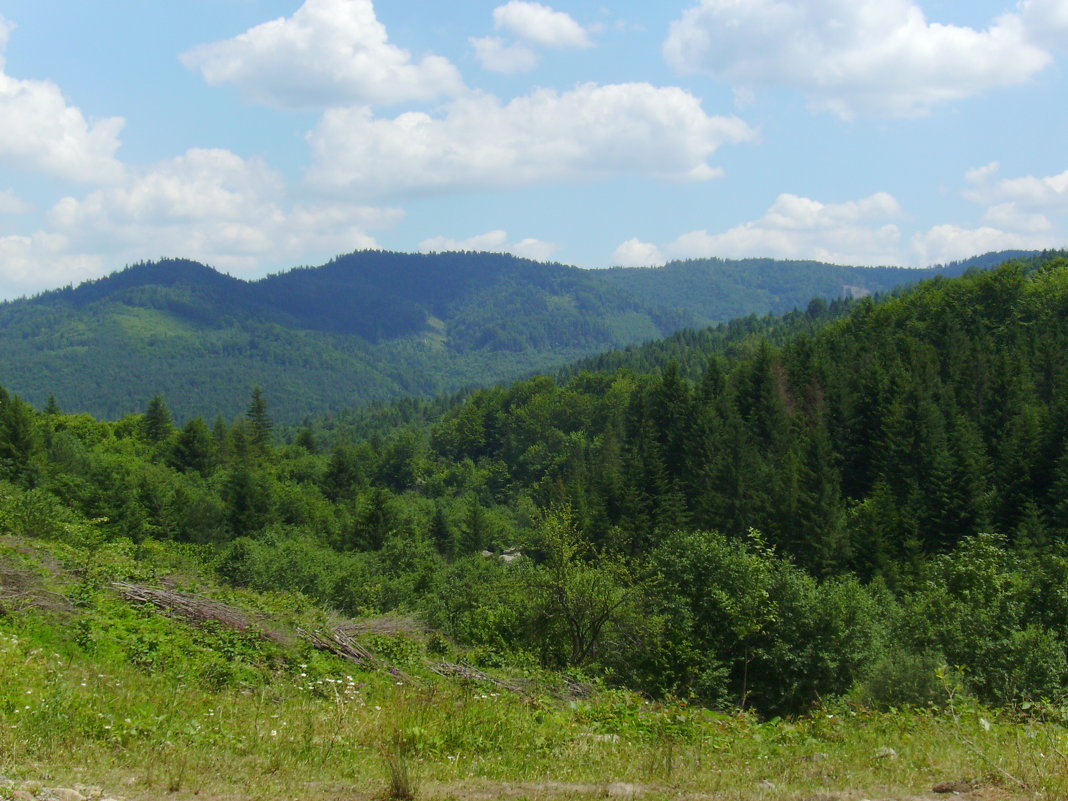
<box><xmin>2</xmin><ymin>535</ymin><xmax>1067</xmax><ymax>800</ymax></box>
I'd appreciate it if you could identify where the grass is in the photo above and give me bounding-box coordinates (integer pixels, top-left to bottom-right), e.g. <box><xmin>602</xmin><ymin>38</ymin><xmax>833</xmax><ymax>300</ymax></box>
<box><xmin>1</xmin><ymin>537</ymin><xmax>1067</xmax><ymax>800</ymax></box>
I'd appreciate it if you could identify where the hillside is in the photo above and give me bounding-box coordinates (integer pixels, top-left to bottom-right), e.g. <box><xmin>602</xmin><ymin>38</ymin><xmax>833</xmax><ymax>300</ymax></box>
<box><xmin>0</xmin><ymin>249</ymin><xmax>1031</xmax><ymax>423</ymax></box>
<box><xmin>2</xmin><ymin>253</ymin><xmax>1068</xmax><ymax>797</ymax></box>
<box><xmin>0</xmin><ymin>534</ymin><xmax>1050</xmax><ymax>801</ymax></box>
<box><xmin>598</xmin><ymin>251</ymin><xmax>1034</xmax><ymax>323</ymax></box>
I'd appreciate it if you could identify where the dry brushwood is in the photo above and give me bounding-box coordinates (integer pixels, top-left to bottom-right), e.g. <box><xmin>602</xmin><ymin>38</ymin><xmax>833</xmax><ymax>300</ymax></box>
<box><xmin>0</xmin><ymin>565</ymin><xmax>76</xmax><ymax>617</ymax></box>
<box><xmin>297</xmin><ymin>626</ymin><xmax>416</xmax><ymax>684</ymax></box>
<box><xmin>428</xmin><ymin>660</ymin><xmax>529</xmax><ymax>698</ymax></box>
<box><xmin>111</xmin><ymin>581</ymin><xmax>285</xmax><ymax>641</ymax></box>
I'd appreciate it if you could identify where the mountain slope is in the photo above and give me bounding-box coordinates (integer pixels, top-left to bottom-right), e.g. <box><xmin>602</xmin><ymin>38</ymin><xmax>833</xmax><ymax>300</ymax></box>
<box><xmin>0</xmin><ymin>249</ymin><xmax>1034</xmax><ymax>422</ymax></box>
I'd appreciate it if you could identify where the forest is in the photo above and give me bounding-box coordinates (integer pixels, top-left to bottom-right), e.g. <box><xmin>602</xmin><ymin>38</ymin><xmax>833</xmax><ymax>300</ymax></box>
<box><xmin>0</xmin><ymin>249</ymin><xmax>1028</xmax><ymax>423</ymax></box>
<box><xmin>3</xmin><ymin>251</ymin><xmax>1068</xmax><ymax>720</ymax></box>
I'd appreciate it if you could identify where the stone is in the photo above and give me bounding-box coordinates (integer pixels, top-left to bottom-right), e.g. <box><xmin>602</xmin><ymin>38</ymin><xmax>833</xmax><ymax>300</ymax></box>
<box><xmin>47</xmin><ymin>788</ymin><xmax>87</xmax><ymax>801</ymax></box>
<box><xmin>873</xmin><ymin>746</ymin><xmax>898</xmax><ymax>760</ymax></box>
<box><xmin>606</xmin><ymin>783</ymin><xmax>644</xmax><ymax>798</ymax></box>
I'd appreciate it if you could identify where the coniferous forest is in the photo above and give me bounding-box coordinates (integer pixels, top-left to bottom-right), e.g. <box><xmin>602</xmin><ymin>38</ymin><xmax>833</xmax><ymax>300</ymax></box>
<box><xmin>0</xmin><ymin>249</ymin><xmax>1028</xmax><ymax>423</ymax></box>
<box><xmin>4</xmin><ymin>251</ymin><xmax>1068</xmax><ymax>723</ymax></box>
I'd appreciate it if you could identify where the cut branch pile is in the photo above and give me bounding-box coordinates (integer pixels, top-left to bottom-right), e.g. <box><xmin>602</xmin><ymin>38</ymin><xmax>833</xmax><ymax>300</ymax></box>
<box><xmin>112</xmin><ymin>581</ymin><xmax>266</xmax><ymax>637</ymax></box>
<box><xmin>297</xmin><ymin>626</ymin><xmax>416</xmax><ymax>684</ymax></box>
<box><xmin>1</xmin><ymin>566</ymin><xmax>75</xmax><ymax>617</ymax></box>
<box><xmin>428</xmin><ymin>660</ymin><xmax>529</xmax><ymax>698</ymax></box>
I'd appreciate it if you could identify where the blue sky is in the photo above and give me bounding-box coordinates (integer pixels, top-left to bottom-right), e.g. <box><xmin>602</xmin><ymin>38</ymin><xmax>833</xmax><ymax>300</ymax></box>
<box><xmin>0</xmin><ymin>0</ymin><xmax>1066</xmax><ymax>298</ymax></box>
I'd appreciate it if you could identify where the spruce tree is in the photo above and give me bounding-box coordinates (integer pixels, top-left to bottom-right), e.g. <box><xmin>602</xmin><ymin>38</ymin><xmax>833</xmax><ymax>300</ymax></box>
<box><xmin>142</xmin><ymin>394</ymin><xmax>174</xmax><ymax>443</ymax></box>
<box><xmin>171</xmin><ymin>417</ymin><xmax>215</xmax><ymax>476</ymax></box>
<box><xmin>0</xmin><ymin>395</ymin><xmax>35</xmax><ymax>482</ymax></box>
<box><xmin>460</xmin><ymin>494</ymin><xmax>489</xmax><ymax>554</ymax></box>
<box><xmin>246</xmin><ymin>386</ymin><xmax>273</xmax><ymax>454</ymax></box>
<box><xmin>295</xmin><ymin>427</ymin><xmax>318</xmax><ymax>453</ymax></box>
<box><xmin>429</xmin><ymin>503</ymin><xmax>454</xmax><ymax>558</ymax></box>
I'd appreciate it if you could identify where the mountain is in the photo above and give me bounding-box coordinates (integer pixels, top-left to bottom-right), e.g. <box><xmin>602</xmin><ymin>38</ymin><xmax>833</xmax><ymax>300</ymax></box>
<box><xmin>598</xmin><ymin>250</ymin><xmax>1034</xmax><ymax>323</ymax></box>
<box><xmin>4</xmin><ymin>252</ymin><xmax>1068</xmax><ymax>718</ymax></box>
<box><xmin>0</xmin><ymin>248</ymin><xmax>1035</xmax><ymax>423</ymax></box>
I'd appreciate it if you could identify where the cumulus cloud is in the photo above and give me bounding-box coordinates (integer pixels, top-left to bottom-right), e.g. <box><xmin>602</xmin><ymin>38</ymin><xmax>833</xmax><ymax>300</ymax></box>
<box><xmin>493</xmin><ymin>1</ymin><xmax>593</xmax><ymax>49</ymax></box>
<box><xmin>0</xmin><ymin>189</ymin><xmax>29</xmax><ymax>215</ymax></box>
<box><xmin>0</xmin><ymin>232</ymin><xmax>105</xmax><ymax>297</ymax></box>
<box><xmin>616</xmin><ymin>176</ymin><xmax>1068</xmax><ymax>272</ymax></box>
<box><xmin>420</xmin><ymin>229</ymin><xmax>557</xmax><ymax>261</ymax></box>
<box><xmin>911</xmin><ymin>224</ymin><xmax>1052</xmax><ymax>266</ymax></box>
<box><xmin>663</xmin><ymin>0</ymin><xmax>1053</xmax><ymax>117</ymax></box>
<box><xmin>615</xmin><ymin>192</ymin><xmax>906</xmax><ymax>267</ymax></box>
<box><xmin>0</xmin><ymin>148</ymin><xmax>401</xmax><ymax>296</ymax></box>
<box><xmin>1020</xmin><ymin>0</ymin><xmax>1068</xmax><ymax>48</ymax></box>
<box><xmin>612</xmin><ymin>238</ymin><xmax>666</xmax><ymax>267</ymax></box>
<box><xmin>470</xmin><ymin>36</ymin><xmax>540</xmax><ymax>74</ymax></box>
<box><xmin>937</xmin><ymin>162</ymin><xmax>1068</xmax><ymax>255</ymax></box>
<box><xmin>181</xmin><ymin>0</ymin><xmax>464</xmax><ymax>109</ymax></box>
<box><xmin>0</xmin><ymin>16</ymin><xmax>124</xmax><ymax>182</ymax></box>
<box><xmin>306</xmin><ymin>83</ymin><xmax>755</xmax><ymax>196</ymax></box>
<box><xmin>963</xmin><ymin>162</ymin><xmax>1068</xmax><ymax>232</ymax></box>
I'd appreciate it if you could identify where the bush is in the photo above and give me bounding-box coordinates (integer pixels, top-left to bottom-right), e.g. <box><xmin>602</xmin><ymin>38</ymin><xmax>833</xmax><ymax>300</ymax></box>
<box><xmin>852</xmin><ymin>647</ymin><xmax>949</xmax><ymax>710</ymax></box>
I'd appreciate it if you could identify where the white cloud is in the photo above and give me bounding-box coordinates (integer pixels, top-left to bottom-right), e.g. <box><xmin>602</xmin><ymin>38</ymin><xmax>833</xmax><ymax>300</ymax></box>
<box><xmin>181</xmin><ymin>0</ymin><xmax>464</xmax><ymax>109</ymax></box>
<box><xmin>1020</xmin><ymin>0</ymin><xmax>1068</xmax><ymax>48</ymax></box>
<box><xmin>0</xmin><ymin>148</ymin><xmax>400</xmax><ymax>296</ymax></box>
<box><xmin>616</xmin><ymin>192</ymin><xmax>905</xmax><ymax>267</ymax></box>
<box><xmin>965</xmin><ymin>161</ymin><xmax>1001</xmax><ymax>185</ymax></box>
<box><xmin>963</xmin><ymin>164</ymin><xmax>1068</xmax><ymax>231</ymax></box>
<box><xmin>965</xmin><ymin>167</ymin><xmax>1068</xmax><ymax>209</ymax></box>
<box><xmin>0</xmin><ymin>232</ymin><xmax>105</xmax><ymax>297</ymax></box>
<box><xmin>612</xmin><ymin>238</ymin><xmax>666</xmax><ymax>267</ymax></box>
<box><xmin>911</xmin><ymin>224</ymin><xmax>1052</xmax><ymax>266</ymax></box>
<box><xmin>0</xmin><ymin>16</ymin><xmax>124</xmax><ymax>182</ymax></box>
<box><xmin>0</xmin><ymin>189</ymin><xmax>29</xmax><ymax>215</ymax></box>
<box><xmin>306</xmin><ymin>83</ymin><xmax>755</xmax><ymax>196</ymax></box>
<box><xmin>983</xmin><ymin>203</ymin><xmax>1052</xmax><ymax>232</ymax></box>
<box><xmin>910</xmin><ymin>164</ymin><xmax>1068</xmax><ymax>266</ymax></box>
<box><xmin>493</xmin><ymin>1</ymin><xmax>593</xmax><ymax>49</ymax></box>
<box><xmin>664</xmin><ymin>0</ymin><xmax>1052</xmax><ymax>118</ymax></box>
<box><xmin>419</xmin><ymin>229</ymin><xmax>557</xmax><ymax>261</ymax></box>
<box><xmin>470</xmin><ymin>36</ymin><xmax>540</xmax><ymax>74</ymax></box>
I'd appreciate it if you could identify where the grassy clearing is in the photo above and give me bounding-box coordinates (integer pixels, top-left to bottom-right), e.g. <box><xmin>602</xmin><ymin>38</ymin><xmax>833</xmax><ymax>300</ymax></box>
<box><xmin>0</xmin><ymin>537</ymin><xmax>1066</xmax><ymax>801</ymax></box>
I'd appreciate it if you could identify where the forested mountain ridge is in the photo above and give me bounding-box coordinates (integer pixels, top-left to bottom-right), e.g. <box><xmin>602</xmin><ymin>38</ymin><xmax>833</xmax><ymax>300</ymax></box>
<box><xmin>2</xmin><ymin>253</ymin><xmax>1068</xmax><ymax>716</ymax></box>
<box><xmin>0</xmin><ymin>248</ymin><xmax>1033</xmax><ymax>423</ymax></box>
<box><xmin>598</xmin><ymin>250</ymin><xmax>1034</xmax><ymax>323</ymax></box>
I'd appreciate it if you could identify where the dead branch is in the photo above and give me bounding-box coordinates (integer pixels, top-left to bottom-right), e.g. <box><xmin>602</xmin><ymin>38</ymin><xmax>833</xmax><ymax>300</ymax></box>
<box><xmin>427</xmin><ymin>660</ymin><xmax>529</xmax><ymax>698</ymax></box>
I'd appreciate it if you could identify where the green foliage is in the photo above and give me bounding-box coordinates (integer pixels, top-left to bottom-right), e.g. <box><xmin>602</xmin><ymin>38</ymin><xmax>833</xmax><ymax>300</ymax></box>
<box><xmin>5</xmin><ymin>251</ymin><xmax>1068</xmax><ymax>718</ymax></box>
<box><xmin>0</xmin><ymin>250</ymin><xmax>1027</xmax><ymax>424</ymax></box>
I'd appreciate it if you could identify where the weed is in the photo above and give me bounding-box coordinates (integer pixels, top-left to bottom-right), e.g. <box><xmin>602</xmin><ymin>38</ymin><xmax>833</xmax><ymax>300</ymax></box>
<box><xmin>381</xmin><ymin>730</ymin><xmax>416</xmax><ymax>801</ymax></box>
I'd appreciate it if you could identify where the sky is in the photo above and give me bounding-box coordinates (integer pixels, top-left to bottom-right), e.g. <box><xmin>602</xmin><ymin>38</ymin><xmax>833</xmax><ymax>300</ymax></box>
<box><xmin>0</xmin><ymin>0</ymin><xmax>1066</xmax><ymax>299</ymax></box>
